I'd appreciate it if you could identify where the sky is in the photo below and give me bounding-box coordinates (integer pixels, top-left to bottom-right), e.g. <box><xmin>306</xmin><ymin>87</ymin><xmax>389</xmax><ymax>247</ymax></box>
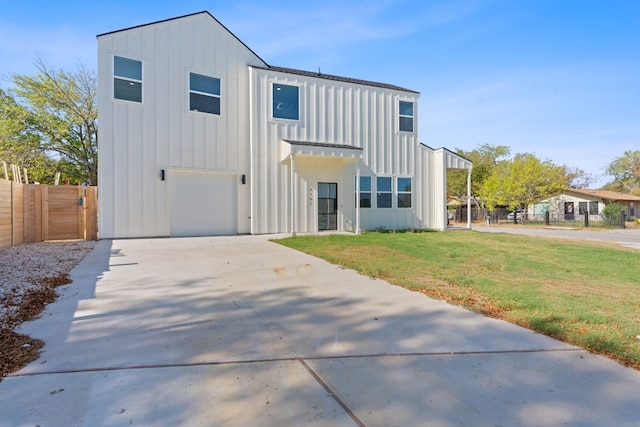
<box><xmin>1</xmin><ymin>0</ymin><xmax>638</xmax><ymax>187</ymax></box>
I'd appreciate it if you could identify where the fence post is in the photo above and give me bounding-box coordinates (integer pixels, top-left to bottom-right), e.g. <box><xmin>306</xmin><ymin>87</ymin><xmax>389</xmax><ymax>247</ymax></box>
<box><xmin>584</xmin><ymin>214</ymin><xmax>589</xmax><ymax>228</ymax></box>
<box><xmin>620</xmin><ymin>211</ymin><xmax>626</xmax><ymax>229</ymax></box>
<box><xmin>545</xmin><ymin>211</ymin><xmax>550</xmax><ymax>226</ymax></box>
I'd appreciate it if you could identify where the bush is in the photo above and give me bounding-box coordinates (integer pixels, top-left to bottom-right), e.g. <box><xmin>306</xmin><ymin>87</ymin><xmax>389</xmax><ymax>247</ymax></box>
<box><xmin>601</xmin><ymin>203</ymin><xmax>624</xmax><ymax>226</ymax></box>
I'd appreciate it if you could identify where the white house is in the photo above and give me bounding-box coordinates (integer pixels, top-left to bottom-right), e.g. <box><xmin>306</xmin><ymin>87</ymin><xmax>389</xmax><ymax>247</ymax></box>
<box><xmin>97</xmin><ymin>11</ymin><xmax>472</xmax><ymax>238</ymax></box>
<box><xmin>533</xmin><ymin>188</ymin><xmax>640</xmax><ymax>219</ymax></box>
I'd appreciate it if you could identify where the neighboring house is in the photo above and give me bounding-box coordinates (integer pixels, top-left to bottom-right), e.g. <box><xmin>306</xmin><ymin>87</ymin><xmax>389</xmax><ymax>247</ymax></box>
<box><xmin>532</xmin><ymin>188</ymin><xmax>640</xmax><ymax>219</ymax></box>
<box><xmin>97</xmin><ymin>11</ymin><xmax>472</xmax><ymax>238</ymax></box>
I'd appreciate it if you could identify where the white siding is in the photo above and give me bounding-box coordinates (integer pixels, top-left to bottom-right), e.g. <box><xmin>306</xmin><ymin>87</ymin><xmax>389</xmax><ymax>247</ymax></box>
<box><xmin>249</xmin><ymin>67</ymin><xmax>422</xmax><ymax>234</ymax></box>
<box><xmin>98</xmin><ymin>13</ymin><xmax>266</xmax><ymax>238</ymax></box>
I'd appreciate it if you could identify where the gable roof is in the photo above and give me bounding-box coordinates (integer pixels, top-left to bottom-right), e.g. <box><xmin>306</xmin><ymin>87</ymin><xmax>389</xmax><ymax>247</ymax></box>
<box><xmin>96</xmin><ymin>11</ymin><xmax>268</xmax><ymax>66</ymax></box>
<box><xmin>565</xmin><ymin>188</ymin><xmax>640</xmax><ymax>202</ymax></box>
<box><xmin>254</xmin><ymin>65</ymin><xmax>419</xmax><ymax>94</ymax></box>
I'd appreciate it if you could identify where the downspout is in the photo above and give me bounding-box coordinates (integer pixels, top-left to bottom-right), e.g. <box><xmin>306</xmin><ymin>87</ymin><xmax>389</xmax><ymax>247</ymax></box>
<box><xmin>467</xmin><ymin>166</ymin><xmax>473</xmax><ymax>229</ymax></box>
<box><xmin>290</xmin><ymin>153</ymin><xmax>296</xmax><ymax>236</ymax></box>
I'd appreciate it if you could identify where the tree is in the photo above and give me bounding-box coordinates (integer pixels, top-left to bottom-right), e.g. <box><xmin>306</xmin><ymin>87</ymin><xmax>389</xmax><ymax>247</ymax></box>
<box><xmin>562</xmin><ymin>165</ymin><xmax>593</xmax><ymax>189</ymax></box>
<box><xmin>605</xmin><ymin>150</ymin><xmax>640</xmax><ymax>195</ymax></box>
<box><xmin>12</xmin><ymin>59</ymin><xmax>98</xmax><ymax>185</ymax></box>
<box><xmin>479</xmin><ymin>153</ymin><xmax>567</xmax><ymax>219</ymax></box>
<box><xmin>447</xmin><ymin>144</ymin><xmax>511</xmax><ymax>197</ymax></box>
<box><xmin>0</xmin><ymin>89</ymin><xmax>58</xmax><ymax>183</ymax></box>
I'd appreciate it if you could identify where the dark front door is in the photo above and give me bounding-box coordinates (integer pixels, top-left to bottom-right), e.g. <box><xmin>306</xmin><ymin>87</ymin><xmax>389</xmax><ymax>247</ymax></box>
<box><xmin>318</xmin><ymin>182</ymin><xmax>337</xmax><ymax>231</ymax></box>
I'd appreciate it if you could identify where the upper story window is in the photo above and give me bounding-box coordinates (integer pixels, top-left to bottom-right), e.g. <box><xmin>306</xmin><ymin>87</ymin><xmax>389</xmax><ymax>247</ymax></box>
<box><xmin>355</xmin><ymin>176</ymin><xmax>371</xmax><ymax>208</ymax></box>
<box><xmin>273</xmin><ymin>83</ymin><xmax>299</xmax><ymax>120</ymax></box>
<box><xmin>399</xmin><ymin>101</ymin><xmax>414</xmax><ymax>132</ymax></box>
<box><xmin>190</xmin><ymin>73</ymin><xmax>221</xmax><ymax>115</ymax></box>
<box><xmin>114</xmin><ymin>56</ymin><xmax>142</xmax><ymax>102</ymax></box>
<box><xmin>397</xmin><ymin>177</ymin><xmax>412</xmax><ymax>208</ymax></box>
<box><xmin>377</xmin><ymin>177</ymin><xmax>392</xmax><ymax>208</ymax></box>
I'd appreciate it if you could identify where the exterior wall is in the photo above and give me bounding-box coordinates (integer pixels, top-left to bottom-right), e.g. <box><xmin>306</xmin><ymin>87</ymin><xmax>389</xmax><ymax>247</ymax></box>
<box><xmin>98</xmin><ymin>13</ymin><xmax>267</xmax><ymax>238</ymax></box>
<box><xmin>249</xmin><ymin>67</ymin><xmax>422</xmax><ymax>234</ymax></box>
<box><xmin>535</xmin><ymin>194</ymin><xmax>603</xmax><ymax>217</ymax></box>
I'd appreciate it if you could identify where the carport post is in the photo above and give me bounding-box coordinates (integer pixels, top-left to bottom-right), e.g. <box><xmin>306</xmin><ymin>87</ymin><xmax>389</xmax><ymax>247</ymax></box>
<box><xmin>466</xmin><ymin>167</ymin><xmax>472</xmax><ymax>229</ymax></box>
<box><xmin>290</xmin><ymin>154</ymin><xmax>296</xmax><ymax>236</ymax></box>
<box><xmin>355</xmin><ymin>166</ymin><xmax>361</xmax><ymax>235</ymax></box>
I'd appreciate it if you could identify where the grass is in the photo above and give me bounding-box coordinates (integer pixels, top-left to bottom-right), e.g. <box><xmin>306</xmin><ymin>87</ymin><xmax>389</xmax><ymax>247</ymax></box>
<box><xmin>275</xmin><ymin>230</ymin><xmax>640</xmax><ymax>369</ymax></box>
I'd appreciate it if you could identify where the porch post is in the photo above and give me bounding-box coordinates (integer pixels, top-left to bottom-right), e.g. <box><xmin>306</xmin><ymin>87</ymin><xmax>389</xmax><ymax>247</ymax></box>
<box><xmin>290</xmin><ymin>154</ymin><xmax>296</xmax><ymax>236</ymax></box>
<box><xmin>355</xmin><ymin>164</ymin><xmax>361</xmax><ymax>235</ymax></box>
<box><xmin>467</xmin><ymin>167</ymin><xmax>472</xmax><ymax>229</ymax></box>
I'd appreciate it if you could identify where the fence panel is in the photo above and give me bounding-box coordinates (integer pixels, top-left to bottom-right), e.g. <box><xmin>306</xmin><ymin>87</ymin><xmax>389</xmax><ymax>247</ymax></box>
<box><xmin>0</xmin><ymin>182</ymin><xmax>98</xmax><ymax>248</ymax></box>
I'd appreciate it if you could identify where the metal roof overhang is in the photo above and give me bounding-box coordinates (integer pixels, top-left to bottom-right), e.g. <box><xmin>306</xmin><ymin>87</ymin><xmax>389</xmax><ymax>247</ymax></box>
<box><xmin>281</xmin><ymin>140</ymin><xmax>363</xmax><ymax>162</ymax></box>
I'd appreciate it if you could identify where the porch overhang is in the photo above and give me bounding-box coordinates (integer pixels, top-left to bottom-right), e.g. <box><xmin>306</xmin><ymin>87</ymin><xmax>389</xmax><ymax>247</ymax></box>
<box><xmin>281</xmin><ymin>140</ymin><xmax>363</xmax><ymax>162</ymax></box>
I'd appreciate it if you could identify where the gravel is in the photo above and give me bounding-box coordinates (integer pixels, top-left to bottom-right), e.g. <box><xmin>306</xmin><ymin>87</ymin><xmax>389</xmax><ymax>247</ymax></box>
<box><xmin>0</xmin><ymin>240</ymin><xmax>96</xmax><ymax>330</ymax></box>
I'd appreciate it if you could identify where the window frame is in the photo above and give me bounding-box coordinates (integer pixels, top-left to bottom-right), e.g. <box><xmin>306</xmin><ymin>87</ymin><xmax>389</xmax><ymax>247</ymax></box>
<box><xmin>397</xmin><ymin>177</ymin><xmax>412</xmax><ymax>208</ymax></box>
<box><xmin>355</xmin><ymin>176</ymin><xmax>372</xmax><ymax>208</ymax></box>
<box><xmin>589</xmin><ymin>201</ymin><xmax>599</xmax><ymax>215</ymax></box>
<box><xmin>578</xmin><ymin>201</ymin><xmax>588</xmax><ymax>215</ymax></box>
<box><xmin>376</xmin><ymin>176</ymin><xmax>392</xmax><ymax>208</ymax></box>
<box><xmin>398</xmin><ymin>100</ymin><xmax>414</xmax><ymax>133</ymax></box>
<box><xmin>113</xmin><ymin>55</ymin><xmax>142</xmax><ymax>103</ymax></box>
<box><xmin>189</xmin><ymin>72</ymin><xmax>221</xmax><ymax>115</ymax></box>
<box><xmin>272</xmin><ymin>82</ymin><xmax>300</xmax><ymax>121</ymax></box>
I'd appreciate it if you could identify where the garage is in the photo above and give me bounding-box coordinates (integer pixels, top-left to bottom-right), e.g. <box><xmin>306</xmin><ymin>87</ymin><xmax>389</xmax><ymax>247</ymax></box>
<box><xmin>169</xmin><ymin>171</ymin><xmax>237</xmax><ymax>237</ymax></box>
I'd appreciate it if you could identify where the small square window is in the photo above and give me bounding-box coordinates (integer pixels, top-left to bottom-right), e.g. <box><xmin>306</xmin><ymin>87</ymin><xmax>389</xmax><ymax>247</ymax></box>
<box><xmin>273</xmin><ymin>83</ymin><xmax>299</xmax><ymax>120</ymax></box>
<box><xmin>355</xmin><ymin>176</ymin><xmax>371</xmax><ymax>208</ymax></box>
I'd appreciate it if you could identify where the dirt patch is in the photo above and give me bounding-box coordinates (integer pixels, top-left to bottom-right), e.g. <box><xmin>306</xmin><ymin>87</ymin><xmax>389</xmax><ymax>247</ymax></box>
<box><xmin>0</xmin><ymin>241</ymin><xmax>95</xmax><ymax>380</ymax></box>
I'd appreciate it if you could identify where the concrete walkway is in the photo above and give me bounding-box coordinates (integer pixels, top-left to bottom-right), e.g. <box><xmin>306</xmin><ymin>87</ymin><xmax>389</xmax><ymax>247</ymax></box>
<box><xmin>2</xmin><ymin>236</ymin><xmax>639</xmax><ymax>426</ymax></box>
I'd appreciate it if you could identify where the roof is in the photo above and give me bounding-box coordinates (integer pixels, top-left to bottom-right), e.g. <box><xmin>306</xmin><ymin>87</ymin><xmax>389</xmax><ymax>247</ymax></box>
<box><xmin>253</xmin><ymin>65</ymin><xmax>419</xmax><ymax>94</ymax></box>
<box><xmin>565</xmin><ymin>188</ymin><xmax>640</xmax><ymax>202</ymax></box>
<box><xmin>96</xmin><ymin>11</ymin><xmax>268</xmax><ymax>66</ymax></box>
<box><xmin>282</xmin><ymin>140</ymin><xmax>363</xmax><ymax>151</ymax></box>
<box><xmin>98</xmin><ymin>11</ymin><xmax>419</xmax><ymax>95</ymax></box>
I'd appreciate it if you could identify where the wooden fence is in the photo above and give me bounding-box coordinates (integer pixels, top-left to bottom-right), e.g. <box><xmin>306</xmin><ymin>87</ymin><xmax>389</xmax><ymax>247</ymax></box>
<box><xmin>0</xmin><ymin>180</ymin><xmax>97</xmax><ymax>249</ymax></box>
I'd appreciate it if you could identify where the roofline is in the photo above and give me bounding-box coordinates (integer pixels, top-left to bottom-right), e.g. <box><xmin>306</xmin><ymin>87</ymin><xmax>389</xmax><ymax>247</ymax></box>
<box><xmin>96</xmin><ymin>11</ymin><xmax>269</xmax><ymax>67</ymax></box>
<box><xmin>419</xmin><ymin>143</ymin><xmax>473</xmax><ymax>164</ymax></box>
<box><xmin>564</xmin><ymin>188</ymin><xmax>640</xmax><ymax>201</ymax></box>
<box><xmin>252</xmin><ymin>65</ymin><xmax>420</xmax><ymax>94</ymax></box>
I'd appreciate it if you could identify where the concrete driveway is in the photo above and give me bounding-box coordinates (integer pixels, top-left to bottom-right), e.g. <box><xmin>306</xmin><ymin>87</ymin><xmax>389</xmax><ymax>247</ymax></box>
<box><xmin>2</xmin><ymin>235</ymin><xmax>639</xmax><ymax>426</ymax></box>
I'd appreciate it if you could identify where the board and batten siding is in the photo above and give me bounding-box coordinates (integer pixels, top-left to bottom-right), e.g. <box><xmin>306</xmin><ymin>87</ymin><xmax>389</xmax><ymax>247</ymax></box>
<box><xmin>249</xmin><ymin>67</ymin><xmax>422</xmax><ymax>234</ymax></box>
<box><xmin>98</xmin><ymin>12</ymin><xmax>267</xmax><ymax>238</ymax></box>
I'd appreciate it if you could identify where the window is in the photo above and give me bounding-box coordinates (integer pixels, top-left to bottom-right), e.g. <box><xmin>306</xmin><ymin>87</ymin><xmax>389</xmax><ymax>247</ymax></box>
<box><xmin>114</xmin><ymin>56</ymin><xmax>142</xmax><ymax>102</ymax></box>
<box><xmin>190</xmin><ymin>73</ymin><xmax>221</xmax><ymax>115</ymax></box>
<box><xmin>589</xmin><ymin>201</ymin><xmax>599</xmax><ymax>215</ymax></box>
<box><xmin>273</xmin><ymin>83</ymin><xmax>299</xmax><ymax>120</ymax></box>
<box><xmin>399</xmin><ymin>101</ymin><xmax>414</xmax><ymax>132</ymax></box>
<box><xmin>578</xmin><ymin>202</ymin><xmax>588</xmax><ymax>215</ymax></box>
<box><xmin>377</xmin><ymin>177</ymin><xmax>392</xmax><ymax>208</ymax></box>
<box><xmin>355</xmin><ymin>176</ymin><xmax>371</xmax><ymax>208</ymax></box>
<box><xmin>397</xmin><ymin>177</ymin><xmax>412</xmax><ymax>208</ymax></box>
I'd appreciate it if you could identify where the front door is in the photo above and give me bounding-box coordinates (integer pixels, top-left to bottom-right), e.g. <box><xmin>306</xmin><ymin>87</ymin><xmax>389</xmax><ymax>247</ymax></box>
<box><xmin>318</xmin><ymin>182</ymin><xmax>337</xmax><ymax>231</ymax></box>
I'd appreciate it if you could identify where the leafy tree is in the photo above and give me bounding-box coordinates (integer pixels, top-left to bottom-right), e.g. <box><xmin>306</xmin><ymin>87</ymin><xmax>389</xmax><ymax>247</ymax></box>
<box><xmin>479</xmin><ymin>153</ymin><xmax>566</xmax><ymax>220</ymax></box>
<box><xmin>12</xmin><ymin>59</ymin><xmax>98</xmax><ymax>185</ymax></box>
<box><xmin>562</xmin><ymin>165</ymin><xmax>593</xmax><ymax>189</ymax></box>
<box><xmin>605</xmin><ymin>150</ymin><xmax>640</xmax><ymax>195</ymax></box>
<box><xmin>447</xmin><ymin>144</ymin><xmax>511</xmax><ymax>197</ymax></box>
<box><xmin>0</xmin><ymin>89</ymin><xmax>58</xmax><ymax>183</ymax></box>
<box><xmin>601</xmin><ymin>202</ymin><xmax>624</xmax><ymax>226</ymax></box>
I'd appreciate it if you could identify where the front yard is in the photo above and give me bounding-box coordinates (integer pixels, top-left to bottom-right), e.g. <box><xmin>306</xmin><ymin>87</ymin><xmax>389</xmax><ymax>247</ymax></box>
<box><xmin>276</xmin><ymin>230</ymin><xmax>640</xmax><ymax>369</ymax></box>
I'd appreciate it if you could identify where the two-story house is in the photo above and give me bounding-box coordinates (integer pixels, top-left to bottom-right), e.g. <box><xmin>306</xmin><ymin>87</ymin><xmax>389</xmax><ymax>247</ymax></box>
<box><xmin>97</xmin><ymin>11</ymin><xmax>472</xmax><ymax>238</ymax></box>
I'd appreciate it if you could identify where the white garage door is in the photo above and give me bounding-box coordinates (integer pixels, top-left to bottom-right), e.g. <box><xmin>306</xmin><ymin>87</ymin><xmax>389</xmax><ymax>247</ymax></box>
<box><xmin>169</xmin><ymin>171</ymin><xmax>237</xmax><ymax>237</ymax></box>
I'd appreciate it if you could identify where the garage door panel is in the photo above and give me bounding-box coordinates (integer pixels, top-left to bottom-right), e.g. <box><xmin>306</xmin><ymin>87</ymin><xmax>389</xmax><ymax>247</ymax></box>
<box><xmin>170</xmin><ymin>172</ymin><xmax>237</xmax><ymax>237</ymax></box>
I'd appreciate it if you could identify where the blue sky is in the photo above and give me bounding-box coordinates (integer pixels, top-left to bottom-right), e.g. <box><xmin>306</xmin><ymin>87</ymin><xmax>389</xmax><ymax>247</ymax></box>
<box><xmin>1</xmin><ymin>0</ymin><xmax>638</xmax><ymax>187</ymax></box>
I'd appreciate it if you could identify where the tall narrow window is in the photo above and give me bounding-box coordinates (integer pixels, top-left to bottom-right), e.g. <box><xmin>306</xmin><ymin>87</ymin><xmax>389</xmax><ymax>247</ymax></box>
<box><xmin>190</xmin><ymin>73</ymin><xmax>221</xmax><ymax>115</ymax></box>
<box><xmin>397</xmin><ymin>177</ymin><xmax>412</xmax><ymax>208</ymax></box>
<box><xmin>589</xmin><ymin>201</ymin><xmax>599</xmax><ymax>215</ymax></box>
<box><xmin>578</xmin><ymin>202</ymin><xmax>588</xmax><ymax>215</ymax></box>
<box><xmin>273</xmin><ymin>83</ymin><xmax>299</xmax><ymax>120</ymax></box>
<box><xmin>377</xmin><ymin>177</ymin><xmax>392</xmax><ymax>208</ymax></box>
<box><xmin>114</xmin><ymin>56</ymin><xmax>142</xmax><ymax>102</ymax></box>
<box><xmin>399</xmin><ymin>101</ymin><xmax>414</xmax><ymax>132</ymax></box>
<box><xmin>355</xmin><ymin>176</ymin><xmax>371</xmax><ymax>208</ymax></box>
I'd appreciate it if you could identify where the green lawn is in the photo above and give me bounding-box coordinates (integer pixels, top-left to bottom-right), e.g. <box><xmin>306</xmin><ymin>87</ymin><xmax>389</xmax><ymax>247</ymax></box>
<box><xmin>275</xmin><ymin>230</ymin><xmax>640</xmax><ymax>369</ymax></box>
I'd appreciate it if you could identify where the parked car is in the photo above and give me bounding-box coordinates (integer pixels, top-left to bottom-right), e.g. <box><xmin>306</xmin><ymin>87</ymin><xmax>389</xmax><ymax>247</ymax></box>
<box><xmin>507</xmin><ymin>210</ymin><xmax>523</xmax><ymax>221</ymax></box>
